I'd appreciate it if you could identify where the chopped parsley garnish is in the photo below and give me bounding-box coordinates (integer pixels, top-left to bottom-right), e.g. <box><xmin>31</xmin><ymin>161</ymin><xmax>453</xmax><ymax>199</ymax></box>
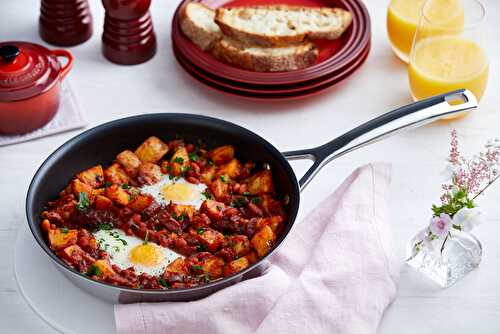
<box><xmin>60</xmin><ymin>227</ymin><xmax>69</xmax><ymax>234</ymax></box>
<box><xmin>251</xmin><ymin>197</ymin><xmax>262</xmax><ymax>204</ymax></box>
<box><xmin>232</xmin><ymin>196</ymin><xmax>248</xmax><ymax>207</ymax></box>
<box><xmin>198</xmin><ymin>274</ymin><xmax>211</xmax><ymax>283</ymax></box>
<box><xmin>197</xmin><ymin>228</ymin><xmax>205</xmax><ymax>235</ymax></box>
<box><xmin>196</xmin><ymin>244</ymin><xmax>207</xmax><ymax>252</ymax></box>
<box><xmin>169</xmin><ymin>174</ymin><xmax>175</xmax><ymax>180</ymax></box>
<box><xmin>188</xmin><ymin>153</ymin><xmax>198</xmax><ymax>161</ymax></box>
<box><xmin>158</xmin><ymin>277</ymin><xmax>169</xmax><ymax>288</ymax></box>
<box><xmin>243</xmin><ymin>191</ymin><xmax>251</xmax><ymax>196</ymax></box>
<box><xmin>121</xmin><ymin>183</ymin><xmax>130</xmax><ymax>189</ymax></box>
<box><xmin>113</xmin><ymin>246</ymin><xmax>120</xmax><ymax>252</ymax></box>
<box><xmin>207</xmin><ymin>159</ymin><xmax>215</xmax><ymax>166</ymax></box>
<box><xmin>95</xmin><ymin>222</ymin><xmax>113</xmax><ymax>231</ymax></box>
<box><xmin>143</xmin><ymin>231</ymin><xmax>149</xmax><ymax>245</ymax></box>
<box><xmin>119</xmin><ymin>238</ymin><xmax>128</xmax><ymax>246</ymax></box>
<box><xmin>191</xmin><ymin>264</ymin><xmax>203</xmax><ymax>271</ymax></box>
<box><xmin>86</xmin><ymin>264</ymin><xmax>102</xmax><ymax>277</ymax></box>
<box><xmin>202</xmin><ymin>190</ymin><xmax>212</xmax><ymax>199</ymax></box>
<box><xmin>104</xmin><ymin>181</ymin><xmax>113</xmax><ymax>187</ymax></box>
<box><xmin>173</xmin><ymin>157</ymin><xmax>184</xmax><ymax>164</ymax></box>
<box><xmin>219</xmin><ymin>175</ymin><xmax>227</xmax><ymax>183</ymax></box>
<box><xmin>76</xmin><ymin>192</ymin><xmax>90</xmax><ymax>211</ymax></box>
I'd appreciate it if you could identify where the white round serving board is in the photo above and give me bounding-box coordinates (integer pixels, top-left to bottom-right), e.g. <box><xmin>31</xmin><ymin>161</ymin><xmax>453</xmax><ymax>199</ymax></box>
<box><xmin>14</xmin><ymin>225</ymin><xmax>116</xmax><ymax>334</ymax></box>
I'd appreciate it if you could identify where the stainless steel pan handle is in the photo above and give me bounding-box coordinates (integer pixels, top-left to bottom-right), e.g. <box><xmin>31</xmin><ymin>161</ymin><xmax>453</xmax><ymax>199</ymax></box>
<box><xmin>282</xmin><ymin>89</ymin><xmax>478</xmax><ymax>192</ymax></box>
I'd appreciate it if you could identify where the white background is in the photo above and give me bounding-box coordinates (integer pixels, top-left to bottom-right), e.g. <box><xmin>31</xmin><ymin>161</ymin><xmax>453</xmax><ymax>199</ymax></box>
<box><xmin>1</xmin><ymin>0</ymin><xmax>499</xmax><ymax>332</ymax></box>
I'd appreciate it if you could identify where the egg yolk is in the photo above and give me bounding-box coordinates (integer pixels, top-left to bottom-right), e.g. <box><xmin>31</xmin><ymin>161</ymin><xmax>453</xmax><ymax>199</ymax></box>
<box><xmin>162</xmin><ymin>183</ymin><xmax>196</xmax><ymax>202</ymax></box>
<box><xmin>129</xmin><ymin>243</ymin><xmax>165</xmax><ymax>267</ymax></box>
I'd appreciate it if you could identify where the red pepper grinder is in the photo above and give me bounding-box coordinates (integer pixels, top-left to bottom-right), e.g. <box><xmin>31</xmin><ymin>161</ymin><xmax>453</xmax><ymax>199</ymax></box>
<box><xmin>101</xmin><ymin>0</ymin><xmax>157</xmax><ymax>65</ymax></box>
<box><xmin>39</xmin><ymin>0</ymin><xmax>93</xmax><ymax>46</ymax></box>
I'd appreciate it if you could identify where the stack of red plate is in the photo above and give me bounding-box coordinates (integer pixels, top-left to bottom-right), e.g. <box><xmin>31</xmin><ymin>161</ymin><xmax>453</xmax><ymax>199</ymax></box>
<box><xmin>172</xmin><ymin>0</ymin><xmax>371</xmax><ymax>100</ymax></box>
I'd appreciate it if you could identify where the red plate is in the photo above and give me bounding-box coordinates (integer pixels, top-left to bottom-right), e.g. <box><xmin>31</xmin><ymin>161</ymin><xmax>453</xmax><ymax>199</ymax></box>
<box><xmin>171</xmin><ymin>0</ymin><xmax>370</xmax><ymax>85</ymax></box>
<box><xmin>174</xmin><ymin>40</ymin><xmax>370</xmax><ymax>95</ymax></box>
<box><xmin>174</xmin><ymin>41</ymin><xmax>370</xmax><ymax>99</ymax></box>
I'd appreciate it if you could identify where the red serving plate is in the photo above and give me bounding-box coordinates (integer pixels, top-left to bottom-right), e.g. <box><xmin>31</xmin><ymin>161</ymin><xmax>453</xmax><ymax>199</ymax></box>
<box><xmin>175</xmin><ymin>41</ymin><xmax>370</xmax><ymax>99</ymax></box>
<box><xmin>171</xmin><ymin>0</ymin><xmax>370</xmax><ymax>86</ymax></box>
<box><xmin>174</xmin><ymin>40</ymin><xmax>370</xmax><ymax>95</ymax></box>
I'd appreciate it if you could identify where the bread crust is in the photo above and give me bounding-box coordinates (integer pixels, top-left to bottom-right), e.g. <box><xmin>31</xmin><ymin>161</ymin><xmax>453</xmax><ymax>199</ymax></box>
<box><xmin>180</xmin><ymin>3</ymin><xmax>222</xmax><ymax>51</ymax></box>
<box><xmin>211</xmin><ymin>38</ymin><xmax>318</xmax><ymax>72</ymax></box>
<box><xmin>214</xmin><ymin>5</ymin><xmax>353</xmax><ymax>47</ymax></box>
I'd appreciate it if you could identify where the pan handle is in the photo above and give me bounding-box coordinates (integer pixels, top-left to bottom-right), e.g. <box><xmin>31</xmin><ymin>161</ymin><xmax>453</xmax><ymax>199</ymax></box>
<box><xmin>282</xmin><ymin>89</ymin><xmax>478</xmax><ymax>192</ymax></box>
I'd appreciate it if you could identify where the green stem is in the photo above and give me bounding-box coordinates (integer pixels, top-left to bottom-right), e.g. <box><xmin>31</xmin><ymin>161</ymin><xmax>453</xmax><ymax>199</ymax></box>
<box><xmin>473</xmin><ymin>174</ymin><xmax>500</xmax><ymax>200</ymax></box>
<box><xmin>440</xmin><ymin>232</ymin><xmax>450</xmax><ymax>254</ymax></box>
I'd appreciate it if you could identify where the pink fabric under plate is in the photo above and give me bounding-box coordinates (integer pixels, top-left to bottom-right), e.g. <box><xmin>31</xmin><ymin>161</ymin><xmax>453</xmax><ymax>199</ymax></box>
<box><xmin>115</xmin><ymin>162</ymin><xmax>399</xmax><ymax>334</ymax></box>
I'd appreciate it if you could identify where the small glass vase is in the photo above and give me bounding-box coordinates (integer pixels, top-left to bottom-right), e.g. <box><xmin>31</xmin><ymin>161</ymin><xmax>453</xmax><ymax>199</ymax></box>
<box><xmin>406</xmin><ymin>228</ymin><xmax>482</xmax><ymax>288</ymax></box>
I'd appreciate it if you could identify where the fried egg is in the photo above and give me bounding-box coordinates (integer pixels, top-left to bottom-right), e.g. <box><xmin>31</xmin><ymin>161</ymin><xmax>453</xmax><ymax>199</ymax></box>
<box><xmin>140</xmin><ymin>174</ymin><xmax>208</xmax><ymax>209</ymax></box>
<box><xmin>93</xmin><ymin>228</ymin><xmax>183</xmax><ymax>276</ymax></box>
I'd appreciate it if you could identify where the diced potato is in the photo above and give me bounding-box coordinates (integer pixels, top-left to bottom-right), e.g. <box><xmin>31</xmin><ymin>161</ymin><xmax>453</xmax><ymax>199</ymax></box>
<box><xmin>138</xmin><ymin>162</ymin><xmax>163</xmax><ymax>185</ymax></box>
<box><xmin>41</xmin><ymin>219</ymin><xmax>52</xmax><ymax>232</ymax></box>
<box><xmin>47</xmin><ymin>228</ymin><xmax>78</xmax><ymax>250</ymax></box>
<box><xmin>135</xmin><ymin>136</ymin><xmax>169</xmax><ymax>163</ymax></box>
<box><xmin>196</xmin><ymin>228</ymin><xmax>225</xmax><ymax>252</ymax></box>
<box><xmin>116</xmin><ymin>150</ymin><xmax>141</xmax><ymax>177</ymax></box>
<box><xmin>246</xmin><ymin>170</ymin><xmax>275</xmax><ymax>195</ymax></box>
<box><xmin>93</xmin><ymin>259</ymin><xmax>116</xmax><ymax>278</ymax></box>
<box><xmin>169</xmin><ymin>147</ymin><xmax>190</xmax><ymax>176</ymax></box>
<box><xmin>171</xmin><ymin>204</ymin><xmax>196</xmax><ymax>220</ymax></box>
<box><xmin>105</xmin><ymin>184</ymin><xmax>130</xmax><ymax>206</ymax></box>
<box><xmin>256</xmin><ymin>216</ymin><xmax>284</xmax><ymax>233</ymax></box>
<box><xmin>200</xmin><ymin>200</ymin><xmax>225</xmax><ymax>221</ymax></box>
<box><xmin>76</xmin><ymin>165</ymin><xmax>104</xmax><ymax>188</ymax></box>
<box><xmin>200</xmin><ymin>166</ymin><xmax>216</xmax><ymax>183</ymax></box>
<box><xmin>72</xmin><ymin>179</ymin><xmax>94</xmax><ymax>199</ymax></box>
<box><xmin>127</xmin><ymin>194</ymin><xmax>153</xmax><ymax>212</ymax></box>
<box><xmin>216</xmin><ymin>159</ymin><xmax>241</xmax><ymax>180</ymax></box>
<box><xmin>94</xmin><ymin>195</ymin><xmax>113</xmax><ymax>210</ymax></box>
<box><xmin>227</xmin><ymin>235</ymin><xmax>251</xmax><ymax>257</ymax></box>
<box><xmin>245</xmin><ymin>251</ymin><xmax>259</xmax><ymax>264</ymax></box>
<box><xmin>209</xmin><ymin>178</ymin><xmax>229</xmax><ymax>201</ymax></box>
<box><xmin>251</xmin><ymin>225</ymin><xmax>275</xmax><ymax>257</ymax></box>
<box><xmin>208</xmin><ymin>145</ymin><xmax>234</xmax><ymax>165</ymax></box>
<box><xmin>201</xmin><ymin>256</ymin><xmax>225</xmax><ymax>279</ymax></box>
<box><xmin>165</xmin><ymin>258</ymin><xmax>188</xmax><ymax>275</ymax></box>
<box><xmin>104</xmin><ymin>163</ymin><xmax>130</xmax><ymax>185</ymax></box>
<box><xmin>260</xmin><ymin>194</ymin><xmax>286</xmax><ymax>216</ymax></box>
<box><xmin>224</xmin><ymin>257</ymin><xmax>249</xmax><ymax>276</ymax></box>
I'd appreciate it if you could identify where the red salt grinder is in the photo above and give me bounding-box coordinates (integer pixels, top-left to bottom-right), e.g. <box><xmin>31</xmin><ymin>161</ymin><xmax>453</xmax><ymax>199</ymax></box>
<box><xmin>101</xmin><ymin>0</ymin><xmax>157</xmax><ymax>65</ymax></box>
<box><xmin>39</xmin><ymin>0</ymin><xmax>93</xmax><ymax>46</ymax></box>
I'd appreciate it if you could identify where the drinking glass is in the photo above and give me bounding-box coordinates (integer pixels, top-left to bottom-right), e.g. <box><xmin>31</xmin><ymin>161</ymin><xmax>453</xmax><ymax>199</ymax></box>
<box><xmin>387</xmin><ymin>0</ymin><xmax>426</xmax><ymax>63</ymax></box>
<box><xmin>408</xmin><ymin>0</ymin><xmax>488</xmax><ymax>109</ymax></box>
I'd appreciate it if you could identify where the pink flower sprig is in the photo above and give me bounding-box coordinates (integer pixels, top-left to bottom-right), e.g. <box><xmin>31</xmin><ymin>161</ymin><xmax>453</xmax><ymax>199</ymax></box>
<box><xmin>413</xmin><ymin>130</ymin><xmax>499</xmax><ymax>255</ymax></box>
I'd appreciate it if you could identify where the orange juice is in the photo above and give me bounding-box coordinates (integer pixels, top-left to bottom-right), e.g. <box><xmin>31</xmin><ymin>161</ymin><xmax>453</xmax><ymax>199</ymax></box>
<box><xmin>387</xmin><ymin>0</ymin><xmax>464</xmax><ymax>62</ymax></box>
<box><xmin>409</xmin><ymin>36</ymin><xmax>489</xmax><ymax>102</ymax></box>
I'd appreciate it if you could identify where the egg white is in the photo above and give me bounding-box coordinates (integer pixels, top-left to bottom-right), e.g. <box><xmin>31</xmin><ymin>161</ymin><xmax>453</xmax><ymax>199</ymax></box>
<box><xmin>93</xmin><ymin>228</ymin><xmax>183</xmax><ymax>276</ymax></box>
<box><xmin>139</xmin><ymin>174</ymin><xmax>208</xmax><ymax>209</ymax></box>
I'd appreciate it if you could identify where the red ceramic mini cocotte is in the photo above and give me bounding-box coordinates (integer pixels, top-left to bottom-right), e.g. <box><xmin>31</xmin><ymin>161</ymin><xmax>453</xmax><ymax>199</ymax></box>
<box><xmin>0</xmin><ymin>42</ymin><xmax>73</xmax><ymax>134</ymax></box>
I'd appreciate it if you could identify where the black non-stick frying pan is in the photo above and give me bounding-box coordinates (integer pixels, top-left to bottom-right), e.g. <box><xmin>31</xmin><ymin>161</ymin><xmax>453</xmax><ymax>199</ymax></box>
<box><xmin>26</xmin><ymin>90</ymin><xmax>477</xmax><ymax>303</ymax></box>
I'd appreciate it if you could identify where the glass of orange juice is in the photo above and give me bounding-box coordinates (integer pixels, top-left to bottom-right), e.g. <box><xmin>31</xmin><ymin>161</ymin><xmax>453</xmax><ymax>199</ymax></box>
<box><xmin>387</xmin><ymin>0</ymin><xmax>465</xmax><ymax>63</ymax></box>
<box><xmin>408</xmin><ymin>0</ymin><xmax>488</xmax><ymax>111</ymax></box>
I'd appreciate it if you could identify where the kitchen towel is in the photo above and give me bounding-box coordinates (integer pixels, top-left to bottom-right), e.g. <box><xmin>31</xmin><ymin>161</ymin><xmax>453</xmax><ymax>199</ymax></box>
<box><xmin>0</xmin><ymin>82</ymin><xmax>86</xmax><ymax>147</ymax></box>
<box><xmin>115</xmin><ymin>162</ymin><xmax>399</xmax><ymax>334</ymax></box>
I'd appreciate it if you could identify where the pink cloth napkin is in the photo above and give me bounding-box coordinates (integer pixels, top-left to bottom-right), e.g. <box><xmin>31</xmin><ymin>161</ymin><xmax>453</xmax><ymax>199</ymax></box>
<box><xmin>115</xmin><ymin>163</ymin><xmax>399</xmax><ymax>334</ymax></box>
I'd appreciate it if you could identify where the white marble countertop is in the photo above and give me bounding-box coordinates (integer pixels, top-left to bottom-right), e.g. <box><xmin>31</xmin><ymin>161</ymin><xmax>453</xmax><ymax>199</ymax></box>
<box><xmin>1</xmin><ymin>0</ymin><xmax>499</xmax><ymax>333</ymax></box>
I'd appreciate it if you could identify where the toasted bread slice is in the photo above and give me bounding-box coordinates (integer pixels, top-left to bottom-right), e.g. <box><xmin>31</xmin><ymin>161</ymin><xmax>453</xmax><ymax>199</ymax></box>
<box><xmin>180</xmin><ymin>3</ymin><xmax>222</xmax><ymax>51</ymax></box>
<box><xmin>179</xmin><ymin>3</ymin><xmax>319</xmax><ymax>72</ymax></box>
<box><xmin>215</xmin><ymin>5</ymin><xmax>353</xmax><ymax>47</ymax></box>
<box><xmin>211</xmin><ymin>37</ymin><xmax>318</xmax><ymax>72</ymax></box>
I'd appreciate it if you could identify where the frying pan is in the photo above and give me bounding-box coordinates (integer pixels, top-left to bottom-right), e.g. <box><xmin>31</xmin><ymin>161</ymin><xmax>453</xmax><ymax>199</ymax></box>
<box><xmin>26</xmin><ymin>89</ymin><xmax>477</xmax><ymax>303</ymax></box>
